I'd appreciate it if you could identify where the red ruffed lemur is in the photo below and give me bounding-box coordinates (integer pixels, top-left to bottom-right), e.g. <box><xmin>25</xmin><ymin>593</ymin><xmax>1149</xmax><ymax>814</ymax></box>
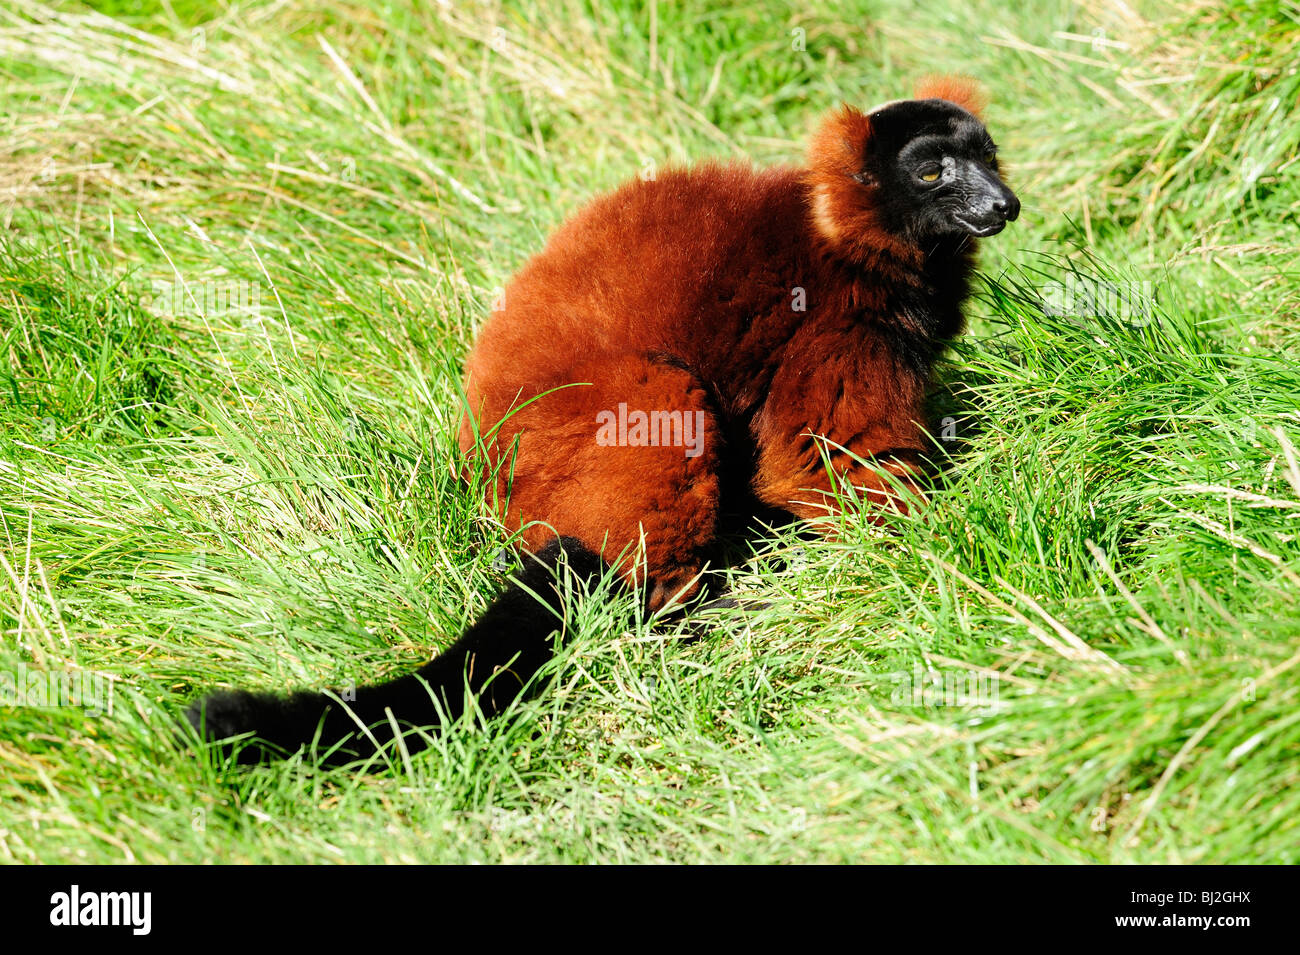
<box><xmin>188</xmin><ymin>77</ymin><xmax>1020</xmax><ymax>765</ymax></box>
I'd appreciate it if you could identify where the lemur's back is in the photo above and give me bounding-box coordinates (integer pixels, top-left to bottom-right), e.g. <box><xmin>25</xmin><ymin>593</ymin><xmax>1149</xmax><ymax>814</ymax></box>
<box><xmin>461</xmin><ymin>160</ymin><xmax>817</xmax><ymax>437</ymax></box>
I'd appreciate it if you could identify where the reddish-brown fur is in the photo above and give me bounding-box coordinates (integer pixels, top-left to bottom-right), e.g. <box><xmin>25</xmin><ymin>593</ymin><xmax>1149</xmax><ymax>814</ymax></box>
<box><xmin>914</xmin><ymin>75</ymin><xmax>985</xmax><ymax>117</ymax></box>
<box><xmin>459</xmin><ymin>82</ymin><xmax>986</xmax><ymax>609</ymax></box>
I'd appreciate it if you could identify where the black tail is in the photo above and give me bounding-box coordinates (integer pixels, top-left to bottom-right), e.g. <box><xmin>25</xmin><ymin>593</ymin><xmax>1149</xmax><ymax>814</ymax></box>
<box><xmin>186</xmin><ymin>538</ymin><xmax>607</xmax><ymax>767</ymax></box>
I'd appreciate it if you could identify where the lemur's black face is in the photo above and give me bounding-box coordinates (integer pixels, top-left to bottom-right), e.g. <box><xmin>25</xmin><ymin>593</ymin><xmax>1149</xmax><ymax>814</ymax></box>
<box><xmin>860</xmin><ymin>98</ymin><xmax>1020</xmax><ymax>240</ymax></box>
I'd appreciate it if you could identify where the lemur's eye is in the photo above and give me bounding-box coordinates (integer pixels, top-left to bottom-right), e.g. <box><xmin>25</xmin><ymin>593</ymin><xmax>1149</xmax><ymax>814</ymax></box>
<box><xmin>918</xmin><ymin>167</ymin><xmax>941</xmax><ymax>183</ymax></box>
<box><xmin>983</xmin><ymin>149</ymin><xmax>997</xmax><ymax>165</ymax></box>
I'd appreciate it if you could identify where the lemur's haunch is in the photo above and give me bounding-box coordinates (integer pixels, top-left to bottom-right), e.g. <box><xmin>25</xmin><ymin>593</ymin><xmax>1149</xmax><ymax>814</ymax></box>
<box><xmin>187</xmin><ymin>77</ymin><xmax>1020</xmax><ymax>766</ymax></box>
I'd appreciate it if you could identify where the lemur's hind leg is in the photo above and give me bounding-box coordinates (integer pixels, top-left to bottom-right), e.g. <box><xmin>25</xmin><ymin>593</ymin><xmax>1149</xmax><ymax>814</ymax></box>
<box><xmin>463</xmin><ymin>352</ymin><xmax>726</xmax><ymax>612</ymax></box>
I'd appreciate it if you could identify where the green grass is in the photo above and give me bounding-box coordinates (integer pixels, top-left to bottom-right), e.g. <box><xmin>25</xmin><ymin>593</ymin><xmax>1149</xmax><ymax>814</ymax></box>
<box><xmin>1</xmin><ymin>0</ymin><xmax>1297</xmax><ymax>863</ymax></box>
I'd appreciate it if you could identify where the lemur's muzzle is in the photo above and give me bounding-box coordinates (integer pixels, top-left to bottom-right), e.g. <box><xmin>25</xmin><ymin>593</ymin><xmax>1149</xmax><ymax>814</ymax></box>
<box><xmin>955</xmin><ymin>163</ymin><xmax>1020</xmax><ymax>237</ymax></box>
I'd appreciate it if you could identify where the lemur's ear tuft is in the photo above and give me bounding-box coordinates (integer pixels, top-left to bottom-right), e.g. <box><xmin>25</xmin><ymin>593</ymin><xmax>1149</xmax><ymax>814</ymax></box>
<box><xmin>807</xmin><ymin>104</ymin><xmax>873</xmax><ymax>180</ymax></box>
<box><xmin>914</xmin><ymin>75</ymin><xmax>986</xmax><ymax>118</ymax></box>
